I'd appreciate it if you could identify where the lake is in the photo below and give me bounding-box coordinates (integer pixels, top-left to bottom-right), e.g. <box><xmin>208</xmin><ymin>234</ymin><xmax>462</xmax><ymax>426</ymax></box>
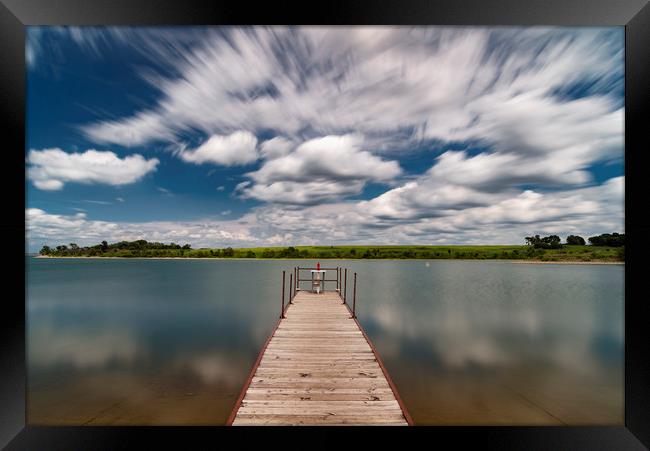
<box><xmin>26</xmin><ymin>257</ymin><xmax>624</xmax><ymax>425</ymax></box>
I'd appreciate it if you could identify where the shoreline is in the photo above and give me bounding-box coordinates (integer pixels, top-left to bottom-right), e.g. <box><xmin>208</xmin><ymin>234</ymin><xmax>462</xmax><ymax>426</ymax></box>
<box><xmin>32</xmin><ymin>255</ymin><xmax>623</xmax><ymax>265</ymax></box>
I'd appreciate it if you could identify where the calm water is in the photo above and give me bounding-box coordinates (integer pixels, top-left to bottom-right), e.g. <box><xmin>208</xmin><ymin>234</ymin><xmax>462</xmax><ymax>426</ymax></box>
<box><xmin>27</xmin><ymin>258</ymin><xmax>624</xmax><ymax>425</ymax></box>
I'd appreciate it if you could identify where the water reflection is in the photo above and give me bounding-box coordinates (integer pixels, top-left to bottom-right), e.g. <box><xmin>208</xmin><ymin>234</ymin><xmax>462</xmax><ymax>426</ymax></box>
<box><xmin>27</xmin><ymin>258</ymin><xmax>623</xmax><ymax>425</ymax></box>
<box><xmin>351</xmin><ymin>260</ymin><xmax>623</xmax><ymax>424</ymax></box>
<box><xmin>27</xmin><ymin>258</ymin><xmax>279</xmax><ymax>425</ymax></box>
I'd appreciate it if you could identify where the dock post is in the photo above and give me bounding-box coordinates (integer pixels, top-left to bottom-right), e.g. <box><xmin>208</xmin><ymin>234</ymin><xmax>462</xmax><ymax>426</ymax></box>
<box><xmin>337</xmin><ymin>267</ymin><xmax>340</xmax><ymax>291</ymax></box>
<box><xmin>352</xmin><ymin>272</ymin><xmax>357</xmax><ymax>318</ymax></box>
<box><xmin>281</xmin><ymin>270</ymin><xmax>286</xmax><ymax>318</ymax></box>
<box><xmin>289</xmin><ymin>273</ymin><xmax>293</xmax><ymax>303</ymax></box>
<box><xmin>343</xmin><ymin>268</ymin><xmax>347</xmax><ymax>304</ymax></box>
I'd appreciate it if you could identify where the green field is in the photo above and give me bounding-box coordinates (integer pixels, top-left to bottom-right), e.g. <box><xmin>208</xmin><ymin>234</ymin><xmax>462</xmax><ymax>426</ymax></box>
<box><xmin>188</xmin><ymin>245</ymin><xmax>623</xmax><ymax>261</ymax></box>
<box><xmin>40</xmin><ymin>243</ymin><xmax>624</xmax><ymax>262</ymax></box>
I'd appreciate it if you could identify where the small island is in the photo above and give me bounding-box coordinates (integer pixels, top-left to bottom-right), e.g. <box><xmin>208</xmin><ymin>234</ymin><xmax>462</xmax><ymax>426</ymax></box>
<box><xmin>36</xmin><ymin>233</ymin><xmax>624</xmax><ymax>262</ymax></box>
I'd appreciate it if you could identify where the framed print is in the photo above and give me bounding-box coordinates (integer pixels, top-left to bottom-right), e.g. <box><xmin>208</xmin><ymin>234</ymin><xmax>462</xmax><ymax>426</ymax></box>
<box><xmin>2</xmin><ymin>0</ymin><xmax>649</xmax><ymax>448</ymax></box>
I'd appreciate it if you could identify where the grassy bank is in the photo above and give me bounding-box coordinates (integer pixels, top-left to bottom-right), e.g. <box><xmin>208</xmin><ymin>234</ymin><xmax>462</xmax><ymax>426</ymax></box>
<box><xmin>39</xmin><ymin>244</ymin><xmax>624</xmax><ymax>262</ymax></box>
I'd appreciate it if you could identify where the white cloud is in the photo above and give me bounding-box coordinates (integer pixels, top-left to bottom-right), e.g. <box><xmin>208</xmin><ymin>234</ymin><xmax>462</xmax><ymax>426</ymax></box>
<box><xmin>26</xmin><ymin>208</ymin><xmax>257</xmax><ymax>250</ymax></box>
<box><xmin>250</xmin><ymin>134</ymin><xmax>400</xmax><ymax>183</ymax></box>
<box><xmin>178</xmin><ymin>131</ymin><xmax>258</xmax><ymax>166</ymax></box>
<box><xmin>239</xmin><ymin>134</ymin><xmax>402</xmax><ymax>204</ymax></box>
<box><xmin>27</xmin><ymin>148</ymin><xmax>159</xmax><ymax>191</ymax></box>
<box><xmin>259</xmin><ymin>136</ymin><xmax>294</xmax><ymax>160</ymax></box>
<box><xmin>361</xmin><ymin>177</ymin><xmax>624</xmax><ymax>244</ymax></box>
<box><xmin>26</xmin><ymin>176</ymin><xmax>623</xmax><ymax>251</ymax></box>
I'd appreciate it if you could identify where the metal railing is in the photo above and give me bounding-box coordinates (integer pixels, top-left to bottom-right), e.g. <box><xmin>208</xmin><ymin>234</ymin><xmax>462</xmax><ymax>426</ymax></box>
<box><xmin>280</xmin><ymin>266</ymin><xmax>358</xmax><ymax>319</ymax></box>
<box><xmin>294</xmin><ymin>266</ymin><xmax>342</xmax><ymax>292</ymax></box>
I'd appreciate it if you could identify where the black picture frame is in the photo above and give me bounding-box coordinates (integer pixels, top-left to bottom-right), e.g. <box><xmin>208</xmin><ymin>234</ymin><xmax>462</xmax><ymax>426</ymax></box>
<box><xmin>2</xmin><ymin>0</ymin><xmax>649</xmax><ymax>448</ymax></box>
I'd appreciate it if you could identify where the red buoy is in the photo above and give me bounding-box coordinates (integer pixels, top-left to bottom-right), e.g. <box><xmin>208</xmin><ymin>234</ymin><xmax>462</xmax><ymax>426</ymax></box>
<box><xmin>317</xmin><ymin>262</ymin><xmax>321</xmax><ymax>271</ymax></box>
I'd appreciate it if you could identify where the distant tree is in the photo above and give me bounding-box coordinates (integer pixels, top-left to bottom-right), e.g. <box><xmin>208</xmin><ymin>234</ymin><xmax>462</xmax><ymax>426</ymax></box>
<box><xmin>134</xmin><ymin>239</ymin><xmax>148</xmax><ymax>248</ymax></box>
<box><xmin>588</xmin><ymin>233</ymin><xmax>625</xmax><ymax>247</ymax></box>
<box><xmin>525</xmin><ymin>235</ymin><xmax>542</xmax><ymax>247</ymax></box>
<box><xmin>69</xmin><ymin>243</ymin><xmax>79</xmax><ymax>250</ymax></box>
<box><xmin>525</xmin><ymin>235</ymin><xmax>539</xmax><ymax>246</ymax></box>
<box><xmin>280</xmin><ymin>246</ymin><xmax>300</xmax><ymax>258</ymax></box>
<box><xmin>525</xmin><ymin>234</ymin><xmax>561</xmax><ymax>249</ymax></box>
<box><xmin>223</xmin><ymin>247</ymin><xmax>235</xmax><ymax>257</ymax></box>
<box><xmin>182</xmin><ymin>244</ymin><xmax>191</xmax><ymax>250</ymax></box>
<box><xmin>100</xmin><ymin>241</ymin><xmax>108</xmax><ymax>252</ymax></box>
<box><xmin>566</xmin><ymin>235</ymin><xmax>586</xmax><ymax>245</ymax></box>
<box><xmin>246</xmin><ymin>250</ymin><xmax>256</xmax><ymax>258</ymax></box>
<box><xmin>39</xmin><ymin>245</ymin><xmax>51</xmax><ymax>255</ymax></box>
<box><xmin>542</xmin><ymin>235</ymin><xmax>561</xmax><ymax>249</ymax></box>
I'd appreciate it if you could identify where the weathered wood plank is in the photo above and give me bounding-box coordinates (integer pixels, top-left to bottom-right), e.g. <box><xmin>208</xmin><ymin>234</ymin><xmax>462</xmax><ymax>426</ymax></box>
<box><xmin>258</xmin><ymin>361</ymin><xmax>380</xmax><ymax>367</ymax></box>
<box><xmin>254</xmin><ymin>370</ymin><xmax>383</xmax><ymax>378</ymax></box>
<box><xmin>243</xmin><ymin>393</ymin><xmax>397</xmax><ymax>401</ymax></box>
<box><xmin>262</xmin><ymin>352</ymin><xmax>375</xmax><ymax>357</ymax></box>
<box><xmin>248</xmin><ymin>381</ymin><xmax>391</xmax><ymax>391</ymax></box>
<box><xmin>244</xmin><ymin>388</ymin><xmax>394</xmax><ymax>395</ymax></box>
<box><xmin>238</xmin><ymin>402</ymin><xmax>402</xmax><ymax>408</ymax></box>
<box><xmin>233</xmin><ymin>415</ymin><xmax>407</xmax><ymax>425</ymax></box>
<box><xmin>236</xmin><ymin>408</ymin><xmax>405</xmax><ymax>416</ymax></box>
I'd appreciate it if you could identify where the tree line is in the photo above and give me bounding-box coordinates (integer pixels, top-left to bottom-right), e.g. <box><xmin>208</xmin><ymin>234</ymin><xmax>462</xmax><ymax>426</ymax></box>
<box><xmin>40</xmin><ymin>239</ymin><xmax>193</xmax><ymax>257</ymax></box>
<box><xmin>37</xmin><ymin>236</ymin><xmax>624</xmax><ymax>261</ymax></box>
<box><xmin>524</xmin><ymin>232</ymin><xmax>624</xmax><ymax>249</ymax></box>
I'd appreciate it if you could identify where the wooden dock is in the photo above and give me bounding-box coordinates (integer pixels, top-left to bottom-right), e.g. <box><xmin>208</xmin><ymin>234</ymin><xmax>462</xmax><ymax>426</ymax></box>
<box><xmin>227</xmin><ymin>274</ymin><xmax>412</xmax><ymax>426</ymax></box>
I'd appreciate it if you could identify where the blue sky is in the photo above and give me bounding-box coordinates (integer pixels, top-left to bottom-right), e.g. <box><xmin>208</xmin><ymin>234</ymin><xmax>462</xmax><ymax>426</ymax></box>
<box><xmin>26</xmin><ymin>27</ymin><xmax>624</xmax><ymax>252</ymax></box>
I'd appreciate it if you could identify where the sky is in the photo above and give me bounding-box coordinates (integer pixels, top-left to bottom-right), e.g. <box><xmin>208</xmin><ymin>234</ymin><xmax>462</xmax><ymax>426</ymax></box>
<box><xmin>25</xmin><ymin>26</ymin><xmax>624</xmax><ymax>252</ymax></box>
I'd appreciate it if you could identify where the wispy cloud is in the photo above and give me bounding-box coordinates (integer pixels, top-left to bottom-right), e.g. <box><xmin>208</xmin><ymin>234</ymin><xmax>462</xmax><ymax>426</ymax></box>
<box><xmin>78</xmin><ymin>27</ymin><xmax>622</xmax><ymax>151</ymax></box>
<box><xmin>82</xmin><ymin>200</ymin><xmax>113</xmax><ymax>205</ymax></box>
